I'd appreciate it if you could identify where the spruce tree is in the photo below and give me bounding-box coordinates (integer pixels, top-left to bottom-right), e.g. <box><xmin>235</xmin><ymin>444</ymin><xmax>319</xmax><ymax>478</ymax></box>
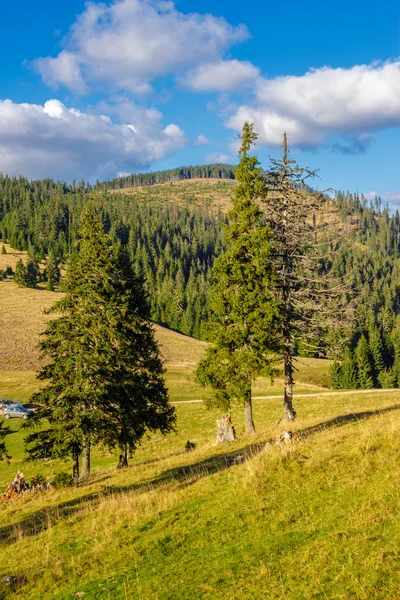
<box><xmin>340</xmin><ymin>347</ymin><xmax>358</xmax><ymax>389</ymax></box>
<box><xmin>1</xmin><ymin>244</ymin><xmax>6</xmax><ymax>254</ymax></box>
<box><xmin>14</xmin><ymin>259</ymin><xmax>28</xmax><ymax>287</ymax></box>
<box><xmin>195</xmin><ymin>123</ymin><xmax>278</xmax><ymax>434</ymax></box>
<box><xmin>369</xmin><ymin>328</ymin><xmax>385</xmax><ymax>384</ymax></box>
<box><xmin>46</xmin><ymin>252</ymin><xmax>61</xmax><ymax>291</ymax></box>
<box><xmin>25</xmin><ymin>258</ymin><xmax>39</xmax><ymax>287</ymax></box>
<box><xmin>329</xmin><ymin>361</ymin><xmax>343</xmax><ymax>389</ymax></box>
<box><xmin>27</xmin><ymin>209</ymin><xmax>175</xmax><ymax>478</ymax></box>
<box><xmin>355</xmin><ymin>335</ymin><xmax>374</xmax><ymax>389</ymax></box>
<box><xmin>0</xmin><ymin>422</ymin><xmax>9</xmax><ymax>461</ymax></box>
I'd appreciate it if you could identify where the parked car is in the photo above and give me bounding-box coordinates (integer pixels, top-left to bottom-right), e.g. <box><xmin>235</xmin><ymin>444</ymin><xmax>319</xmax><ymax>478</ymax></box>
<box><xmin>0</xmin><ymin>399</ymin><xmax>22</xmax><ymax>415</ymax></box>
<box><xmin>3</xmin><ymin>405</ymin><xmax>33</xmax><ymax>420</ymax></box>
<box><xmin>0</xmin><ymin>399</ymin><xmax>15</xmax><ymax>410</ymax></box>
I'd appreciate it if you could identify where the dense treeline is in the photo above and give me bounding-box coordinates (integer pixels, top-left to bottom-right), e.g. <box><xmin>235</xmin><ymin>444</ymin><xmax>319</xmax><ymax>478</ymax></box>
<box><xmin>1</xmin><ymin>169</ymin><xmax>400</xmax><ymax>389</ymax></box>
<box><xmin>93</xmin><ymin>163</ymin><xmax>235</xmax><ymax>192</ymax></box>
<box><xmin>329</xmin><ymin>192</ymin><xmax>400</xmax><ymax>388</ymax></box>
<box><xmin>0</xmin><ymin>172</ymin><xmax>226</xmax><ymax>339</ymax></box>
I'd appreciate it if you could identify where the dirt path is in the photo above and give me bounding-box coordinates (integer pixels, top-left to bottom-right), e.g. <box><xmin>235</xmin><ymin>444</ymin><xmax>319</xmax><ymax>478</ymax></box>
<box><xmin>172</xmin><ymin>388</ymin><xmax>399</xmax><ymax>404</ymax></box>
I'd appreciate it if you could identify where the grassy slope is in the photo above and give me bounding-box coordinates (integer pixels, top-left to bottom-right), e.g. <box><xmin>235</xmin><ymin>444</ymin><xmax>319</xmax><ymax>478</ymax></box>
<box><xmin>0</xmin><ymin>280</ymin><xmax>329</xmax><ymax>488</ymax></box>
<box><xmin>1</xmin><ymin>390</ymin><xmax>400</xmax><ymax>599</ymax></box>
<box><xmin>109</xmin><ymin>178</ymin><xmax>236</xmax><ymax>213</ymax></box>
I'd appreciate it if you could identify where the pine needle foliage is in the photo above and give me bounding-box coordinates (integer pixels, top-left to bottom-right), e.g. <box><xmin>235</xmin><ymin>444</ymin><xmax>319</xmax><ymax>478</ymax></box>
<box><xmin>0</xmin><ymin>422</ymin><xmax>9</xmax><ymax>461</ymax></box>
<box><xmin>195</xmin><ymin>123</ymin><xmax>279</xmax><ymax>434</ymax></box>
<box><xmin>26</xmin><ymin>209</ymin><xmax>175</xmax><ymax>477</ymax></box>
<box><xmin>263</xmin><ymin>134</ymin><xmax>351</xmax><ymax>421</ymax></box>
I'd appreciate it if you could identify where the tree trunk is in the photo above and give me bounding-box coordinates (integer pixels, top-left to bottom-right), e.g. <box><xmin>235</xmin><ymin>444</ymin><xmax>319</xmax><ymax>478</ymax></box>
<box><xmin>282</xmin><ymin>350</ymin><xmax>296</xmax><ymax>421</ymax></box>
<box><xmin>244</xmin><ymin>388</ymin><xmax>256</xmax><ymax>435</ymax></box>
<box><xmin>117</xmin><ymin>444</ymin><xmax>129</xmax><ymax>469</ymax></box>
<box><xmin>72</xmin><ymin>448</ymin><xmax>80</xmax><ymax>481</ymax></box>
<box><xmin>80</xmin><ymin>437</ymin><xmax>91</xmax><ymax>479</ymax></box>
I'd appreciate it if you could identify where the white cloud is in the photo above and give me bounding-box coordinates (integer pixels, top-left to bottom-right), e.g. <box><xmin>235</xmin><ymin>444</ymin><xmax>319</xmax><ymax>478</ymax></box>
<box><xmin>183</xmin><ymin>60</ymin><xmax>259</xmax><ymax>92</ymax></box>
<box><xmin>206</xmin><ymin>152</ymin><xmax>230</xmax><ymax>164</ymax></box>
<box><xmin>366</xmin><ymin>191</ymin><xmax>400</xmax><ymax>206</ymax></box>
<box><xmin>195</xmin><ymin>134</ymin><xmax>209</xmax><ymax>145</ymax></box>
<box><xmin>0</xmin><ymin>98</ymin><xmax>186</xmax><ymax>181</ymax></box>
<box><xmin>227</xmin><ymin>60</ymin><xmax>400</xmax><ymax>149</ymax></box>
<box><xmin>34</xmin><ymin>0</ymin><xmax>248</xmax><ymax>94</ymax></box>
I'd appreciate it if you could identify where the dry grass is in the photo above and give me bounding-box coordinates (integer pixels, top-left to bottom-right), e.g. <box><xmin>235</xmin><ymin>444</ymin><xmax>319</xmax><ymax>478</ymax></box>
<box><xmin>0</xmin><ymin>243</ymin><xmax>28</xmax><ymax>271</ymax></box>
<box><xmin>109</xmin><ymin>178</ymin><xmax>236</xmax><ymax>213</ymax></box>
<box><xmin>0</xmin><ymin>281</ymin><xmax>206</xmax><ymax>371</ymax></box>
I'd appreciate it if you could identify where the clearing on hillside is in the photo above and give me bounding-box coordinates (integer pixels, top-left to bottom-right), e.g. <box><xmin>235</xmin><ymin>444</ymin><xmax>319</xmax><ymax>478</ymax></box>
<box><xmin>0</xmin><ymin>280</ymin><xmax>207</xmax><ymax>371</ymax></box>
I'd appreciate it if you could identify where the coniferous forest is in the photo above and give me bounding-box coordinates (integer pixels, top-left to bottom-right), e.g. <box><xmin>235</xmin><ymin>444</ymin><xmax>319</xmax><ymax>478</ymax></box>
<box><xmin>1</xmin><ymin>165</ymin><xmax>400</xmax><ymax>388</ymax></box>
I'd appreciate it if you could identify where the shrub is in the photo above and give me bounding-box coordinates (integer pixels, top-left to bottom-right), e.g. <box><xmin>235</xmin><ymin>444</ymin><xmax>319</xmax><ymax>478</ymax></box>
<box><xmin>53</xmin><ymin>472</ymin><xmax>74</xmax><ymax>488</ymax></box>
<box><xmin>30</xmin><ymin>474</ymin><xmax>47</xmax><ymax>487</ymax></box>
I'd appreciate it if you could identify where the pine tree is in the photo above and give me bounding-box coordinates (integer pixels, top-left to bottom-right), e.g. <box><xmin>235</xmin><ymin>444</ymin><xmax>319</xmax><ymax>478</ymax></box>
<box><xmin>329</xmin><ymin>361</ymin><xmax>343</xmax><ymax>389</ymax></box>
<box><xmin>340</xmin><ymin>347</ymin><xmax>358</xmax><ymax>389</ymax></box>
<box><xmin>14</xmin><ymin>259</ymin><xmax>28</xmax><ymax>287</ymax></box>
<box><xmin>25</xmin><ymin>258</ymin><xmax>39</xmax><ymax>287</ymax></box>
<box><xmin>355</xmin><ymin>335</ymin><xmax>374</xmax><ymax>389</ymax></box>
<box><xmin>0</xmin><ymin>422</ymin><xmax>9</xmax><ymax>461</ymax></box>
<box><xmin>369</xmin><ymin>328</ymin><xmax>385</xmax><ymax>384</ymax></box>
<box><xmin>1</xmin><ymin>244</ymin><xmax>6</xmax><ymax>254</ymax></box>
<box><xmin>195</xmin><ymin>123</ymin><xmax>278</xmax><ymax>434</ymax></box>
<box><xmin>27</xmin><ymin>209</ymin><xmax>175</xmax><ymax>478</ymax></box>
<box><xmin>46</xmin><ymin>252</ymin><xmax>61</xmax><ymax>291</ymax></box>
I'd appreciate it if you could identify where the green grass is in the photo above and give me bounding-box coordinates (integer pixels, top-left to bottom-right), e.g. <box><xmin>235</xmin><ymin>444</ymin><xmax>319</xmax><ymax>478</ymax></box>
<box><xmin>1</xmin><ymin>378</ymin><xmax>400</xmax><ymax>598</ymax></box>
<box><xmin>0</xmin><ymin>362</ymin><xmax>331</xmax><ymax>488</ymax></box>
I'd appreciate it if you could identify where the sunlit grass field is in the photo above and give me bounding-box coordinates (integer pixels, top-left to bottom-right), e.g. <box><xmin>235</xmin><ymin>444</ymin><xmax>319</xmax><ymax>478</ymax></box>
<box><xmin>1</xmin><ymin>385</ymin><xmax>400</xmax><ymax>599</ymax></box>
<box><xmin>3</xmin><ymin>280</ymin><xmax>400</xmax><ymax>598</ymax></box>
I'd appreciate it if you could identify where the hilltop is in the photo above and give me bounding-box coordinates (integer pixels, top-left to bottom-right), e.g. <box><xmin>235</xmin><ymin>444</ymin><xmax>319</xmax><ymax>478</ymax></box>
<box><xmin>1</xmin><ymin>171</ymin><xmax>399</xmax><ymax>386</ymax></box>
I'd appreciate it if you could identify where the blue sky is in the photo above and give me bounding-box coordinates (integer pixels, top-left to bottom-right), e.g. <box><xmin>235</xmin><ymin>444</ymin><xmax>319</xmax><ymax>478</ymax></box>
<box><xmin>2</xmin><ymin>0</ymin><xmax>400</xmax><ymax>203</ymax></box>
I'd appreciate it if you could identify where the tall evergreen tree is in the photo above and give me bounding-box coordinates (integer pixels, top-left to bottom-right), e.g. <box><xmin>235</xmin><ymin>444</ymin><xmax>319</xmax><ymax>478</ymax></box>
<box><xmin>369</xmin><ymin>329</ymin><xmax>386</xmax><ymax>383</ymax></box>
<box><xmin>195</xmin><ymin>123</ymin><xmax>278</xmax><ymax>434</ymax></box>
<box><xmin>355</xmin><ymin>335</ymin><xmax>374</xmax><ymax>389</ymax></box>
<box><xmin>0</xmin><ymin>422</ymin><xmax>9</xmax><ymax>461</ymax></box>
<box><xmin>45</xmin><ymin>252</ymin><xmax>61</xmax><ymax>291</ymax></box>
<box><xmin>340</xmin><ymin>348</ymin><xmax>358</xmax><ymax>389</ymax></box>
<box><xmin>27</xmin><ymin>209</ymin><xmax>175</xmax><ymax>478</ymax></box>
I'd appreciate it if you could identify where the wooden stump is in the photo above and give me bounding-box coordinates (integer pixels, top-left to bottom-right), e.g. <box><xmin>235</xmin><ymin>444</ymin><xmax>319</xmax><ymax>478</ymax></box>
<box><xmin>216</xmin><ymin>414</ymin><xmax>236</xmax><ymax>444</ymax></box>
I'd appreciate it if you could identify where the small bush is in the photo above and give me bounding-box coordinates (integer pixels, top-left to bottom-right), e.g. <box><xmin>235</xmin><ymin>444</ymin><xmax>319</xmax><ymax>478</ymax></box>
<box><xmin>53</xmin><ymin>472</ymin><xmax>74</xmax><ymax>488</ymax></box>
<box><xmin>30</xmin><ymin>474</ymin><xmax>47</xmax><ymax>487</ymax></box>
<box><xmin>5</xmin><ymin>265</ymin><xmax>13</xmax><ymax>276</ymax></box>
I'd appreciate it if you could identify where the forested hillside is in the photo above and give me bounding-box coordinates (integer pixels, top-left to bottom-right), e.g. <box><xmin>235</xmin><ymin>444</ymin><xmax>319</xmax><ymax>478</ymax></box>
<box><xmin>1</xmin><ymin>168</ymin><xmax>400</xmax><ymax>387</ymax></box>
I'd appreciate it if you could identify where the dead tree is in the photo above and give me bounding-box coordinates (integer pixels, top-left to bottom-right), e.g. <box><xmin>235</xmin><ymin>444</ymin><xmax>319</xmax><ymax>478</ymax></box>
<box><xmin>263</xmin><ymin>134</ymin><xmax>353</xmax><ymax>422</ymax></box>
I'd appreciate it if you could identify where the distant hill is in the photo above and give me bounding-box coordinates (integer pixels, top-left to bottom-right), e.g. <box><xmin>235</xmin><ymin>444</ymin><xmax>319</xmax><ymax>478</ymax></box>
<box><xmin>0</xmin><ymin>280</ymin><xmax>206</xmax><ymax>371</ymax></box>
<box><xmin>1</xmin><ymin>169</ymin><xmax>400</xmax><ymax>388</ymax></box>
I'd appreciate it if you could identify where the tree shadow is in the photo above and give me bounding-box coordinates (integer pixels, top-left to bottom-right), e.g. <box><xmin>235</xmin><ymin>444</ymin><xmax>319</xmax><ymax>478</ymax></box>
<box><xmin>300</xmin><ymin>403</ymin><xmax>400</xmax><ymax>439</ymax></box>
<box><xmin>1</xmin><ymin>402</ymin><xmax>400</xmax><ymax>547</ymax></box>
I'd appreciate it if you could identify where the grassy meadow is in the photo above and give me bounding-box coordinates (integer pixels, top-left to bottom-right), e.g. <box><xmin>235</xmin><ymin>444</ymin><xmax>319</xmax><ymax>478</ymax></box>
<box><xmin>2</xmin><ymin>280</ymin><xmax>400</xmax><ymax>598</ymax></box>
<box><xmin>109</xmin><ymin>178</ymin><xmax>237</xmax><ymax>213</ymax></box>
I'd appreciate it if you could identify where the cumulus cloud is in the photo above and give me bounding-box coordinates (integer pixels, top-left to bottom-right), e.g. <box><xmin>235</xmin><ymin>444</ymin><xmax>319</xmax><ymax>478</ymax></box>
<box><xmin>34</xmin><ymin>0</ymin><xmax>248</xmax><ymax>93</ymax></box>
<box><xmin>195</xmin><ymin>134</ymin><xmax>209</xmax><ymax>145</ymax></box>
<box><xmin>0</xmin><ymin>98</ymin><xmax>186</xmax><ymax>181</ymax></box>
<box><xmin>183</xmin><ymin>60</ymin><xmax>259</xmax><ymax>92</ymax></box>
<box><xmin>366</xmin><ymin>191</ymin><xmax>400</xmax><ymax>206</ymax></box>
<box><xmin>227</xmin><ymin>60</ymin><xmax>400</xmax><ymax>149</ymax></box>
<box><xmin>206</xmin><ymin>152</ymin><xmax>230</xmax><ymax>164</ymax></box>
